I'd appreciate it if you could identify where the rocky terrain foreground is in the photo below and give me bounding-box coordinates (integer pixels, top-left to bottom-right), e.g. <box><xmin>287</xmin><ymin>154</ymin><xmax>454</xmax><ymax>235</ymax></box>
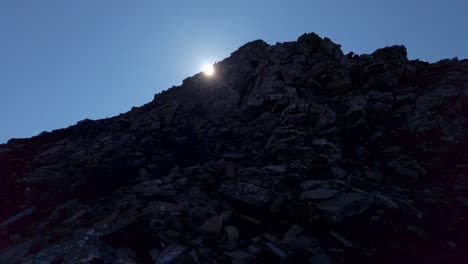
<box><xmin>1</xmin><ymin>33</ymin><xmax>467</xmax><ymax>263</ymax></box>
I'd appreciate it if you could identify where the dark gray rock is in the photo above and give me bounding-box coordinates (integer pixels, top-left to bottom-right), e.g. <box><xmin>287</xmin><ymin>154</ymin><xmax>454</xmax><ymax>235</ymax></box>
<box><xmin>300</xmin><ymin>180</ymin><xmax>329</xmax><ymax>190</ymax></box>
<box><xmin>282</xmin><ymin>225</ymin><xmax>304</xmax><ymax>244</ymax></box>
<box><xmin>316</xmin><ymin>193</ymin><xmax>370</xmax><ymax>222</ymax></box>
<box><xmin>263</xmin><ymin>241</ymin><xmax>290</xmax><ymax>262</ymax></box>
<box><xmin>219</xmin><ymin>182</ymin><xmax>273</xmax><ymax>207</ymax></box>
<box><xmin>308</xmin><ymin>254</ymin><xmax>332</xmax><ymax>264</ymax></box>
<box><xmin>0</xmin><ymin>207</ymin><xmax>35</xmax><ymax>231</ymax></box>
<box><xmin>155</xmin><ymin>244</ymin><xmax>187</xmax><ymax>264</ymax></box>
<box><xmin>198</xmin><ymin>216</ymin><xmax>223</xmax><ymax>238</ymax></box>
<box><xmin>300</xmin><ymin>189</ymin><xmax>340</xmax><ymax>201</ymax></box>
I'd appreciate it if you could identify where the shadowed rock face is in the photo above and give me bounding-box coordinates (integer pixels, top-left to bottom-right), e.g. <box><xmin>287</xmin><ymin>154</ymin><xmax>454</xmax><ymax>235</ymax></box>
<box><xmin>1</xmin><ymin>32</ymin><xmax>467</xmax><ymax>263</ymax></box>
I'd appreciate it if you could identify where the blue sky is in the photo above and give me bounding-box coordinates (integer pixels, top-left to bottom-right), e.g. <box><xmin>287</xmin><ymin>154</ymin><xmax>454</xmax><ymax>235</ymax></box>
<box><xmin>1</xmin><ymin>0</ymin><xmax>467</xmax><ymax>143</ymax></box>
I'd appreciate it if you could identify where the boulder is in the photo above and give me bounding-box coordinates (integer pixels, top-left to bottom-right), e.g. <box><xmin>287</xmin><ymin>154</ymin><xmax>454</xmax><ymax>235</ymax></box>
<box><xmin>300</xmin><ymin>189</ymin><xmax>340</xmax><ymax>201</ymax></box>
<box><xmin>219</xmin><ymin>182</ymin><xmax>273</xmax><ymax>207</ymax></box>
<box><xmin>155</xmin><ymin>244</ymin><xmax>187</xmax><ymax>264</ymax></box>
<box><xmin>316</xmin><ymin>193</ymin><xmax>370</xmax><ymax>222</ymax></box>
<box><xmin>198</xmin><ymin>216</ymin><xmax>223</xmax><ymax>238</ymax></box>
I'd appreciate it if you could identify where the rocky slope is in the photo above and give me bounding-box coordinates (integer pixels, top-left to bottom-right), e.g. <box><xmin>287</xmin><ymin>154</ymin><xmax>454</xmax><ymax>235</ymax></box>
<box><xmin>0</xmin><ymin>33</ymin><xmax>467</xmax><ymax>263</ymax></box>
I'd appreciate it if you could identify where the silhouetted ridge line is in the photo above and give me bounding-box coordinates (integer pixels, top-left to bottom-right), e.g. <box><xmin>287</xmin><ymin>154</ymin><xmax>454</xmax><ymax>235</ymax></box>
<box><xmin>1</xmin><ymin>32</ymin><xmax>467</xmax><ymax>263</ymax></box>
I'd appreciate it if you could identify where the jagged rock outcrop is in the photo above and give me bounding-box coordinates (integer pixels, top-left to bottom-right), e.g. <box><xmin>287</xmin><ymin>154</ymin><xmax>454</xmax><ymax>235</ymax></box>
<box><xmin>1</xmin><ymin>33</ymin><xmax>467</xmax><ymax>263</ymax></box>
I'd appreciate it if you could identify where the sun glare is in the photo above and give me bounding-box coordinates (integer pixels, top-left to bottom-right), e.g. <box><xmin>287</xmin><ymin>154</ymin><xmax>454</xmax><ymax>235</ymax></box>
<box><xmin>203</xmin><ymin>64</ymin><xmax>214</xmax><ymax>76</ymax></box>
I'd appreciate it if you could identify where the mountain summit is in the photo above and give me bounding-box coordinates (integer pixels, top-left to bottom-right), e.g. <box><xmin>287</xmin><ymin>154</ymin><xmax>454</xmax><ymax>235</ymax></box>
<box><xmin>1</xmin><ymin>33</ymin><xmax>467</xmax><ymax>263</ymax></box>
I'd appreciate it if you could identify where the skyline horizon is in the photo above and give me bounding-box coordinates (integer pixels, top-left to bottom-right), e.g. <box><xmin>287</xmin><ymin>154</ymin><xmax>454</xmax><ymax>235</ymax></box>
<box><xmin>2</xmin><ymin>0</ymin><xmax>467</xmax><ymax>143</ymax></box>
<box><xmin>2</xmin><ymin>33</ymin><xmax>465</xmax><ymax>143</ymax></box>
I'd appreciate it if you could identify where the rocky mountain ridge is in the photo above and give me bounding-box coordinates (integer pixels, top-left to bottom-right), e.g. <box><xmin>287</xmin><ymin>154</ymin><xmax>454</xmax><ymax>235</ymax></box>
<box><xmin>0</xmin><ymin>32</ymin><xmax>467</xmax><ymax>263</ymax></box>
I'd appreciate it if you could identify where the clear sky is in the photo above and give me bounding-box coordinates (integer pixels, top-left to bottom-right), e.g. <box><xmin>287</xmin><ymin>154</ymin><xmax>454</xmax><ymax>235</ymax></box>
<box><xmin>1</xmin><ymin>0</ymin><xmax>467</xmax><ymax>143</ymax></box>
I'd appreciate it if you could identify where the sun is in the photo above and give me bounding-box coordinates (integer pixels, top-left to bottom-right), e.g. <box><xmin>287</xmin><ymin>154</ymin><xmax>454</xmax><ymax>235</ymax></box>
<box><xmin>203</xmin><ymin>64</ymin><xmax>214</xmax><ymax>76</ymax></box>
